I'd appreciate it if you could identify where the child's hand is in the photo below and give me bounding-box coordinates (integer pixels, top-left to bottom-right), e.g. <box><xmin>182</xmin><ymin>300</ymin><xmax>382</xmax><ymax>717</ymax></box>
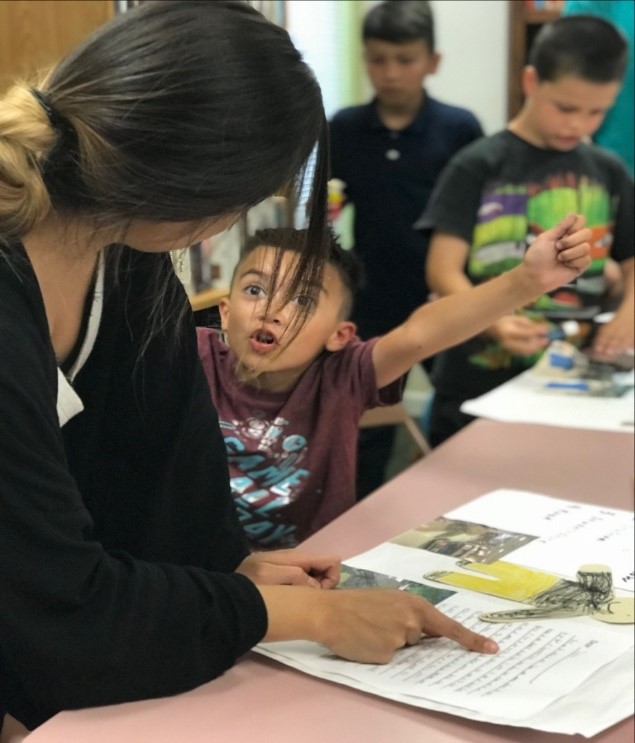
<box><xmin>491</xmin><ymin>314</ymin><xmax>550</xmax><ymax>356</ymax></box>
<box><xmin>592</xmin><ymin>311</ymin><xmax>635</xmax><ymax>358</ymax></box>
<box><xmin>236</xmin><ymin>549</ymin><xmax>340</xmax><ymax>589</ymax></box>
<box><xmin>523</xmin><ymin>213</ymin><xmax>591</xmax><ymax>293</ymax></box>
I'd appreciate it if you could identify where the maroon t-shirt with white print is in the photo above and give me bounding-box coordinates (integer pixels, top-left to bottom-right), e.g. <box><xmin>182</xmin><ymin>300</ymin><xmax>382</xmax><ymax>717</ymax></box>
<box><xmin>197</xmin><ymin>329</ymin><xmax>402</xmax><ymax>549</ymax></box>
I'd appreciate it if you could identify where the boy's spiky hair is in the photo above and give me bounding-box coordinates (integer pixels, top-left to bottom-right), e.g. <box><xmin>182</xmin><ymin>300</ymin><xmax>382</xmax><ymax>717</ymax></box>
<box><xmin>239</xmin><ymin>226</ymin><xmax>363</xmax><ymax>318</ymax></box>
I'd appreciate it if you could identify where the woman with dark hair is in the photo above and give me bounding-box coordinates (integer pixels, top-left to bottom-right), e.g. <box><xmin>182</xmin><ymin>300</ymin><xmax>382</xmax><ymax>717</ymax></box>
<box><xmin>0</xmin><ymin>1</ymin><xmax>496</xmax><ymax>732</ymax></box>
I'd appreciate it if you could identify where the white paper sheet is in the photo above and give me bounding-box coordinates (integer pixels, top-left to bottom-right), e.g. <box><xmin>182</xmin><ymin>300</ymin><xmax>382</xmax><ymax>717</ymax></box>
<box><xmin>258</xmin><ymin>642</ymin><xmax>634</xmax><ymax>738</ymax></box>
<box><xmin>256</xmin><ymin>490</ymin><xmax>635</xmax><ymax>736</ymax></box>
<box><xmin>460</xmin><ymin>368</ymin><xmax>634</xmax><ymax>432</ymax></box>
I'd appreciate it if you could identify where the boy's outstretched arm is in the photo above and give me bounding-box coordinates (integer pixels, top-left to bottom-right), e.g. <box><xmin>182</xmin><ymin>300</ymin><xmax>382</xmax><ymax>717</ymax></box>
<box><xmin>372</xmin><ymin>214</ymin><xmax>591</xmax><ymax>389</ymax></box>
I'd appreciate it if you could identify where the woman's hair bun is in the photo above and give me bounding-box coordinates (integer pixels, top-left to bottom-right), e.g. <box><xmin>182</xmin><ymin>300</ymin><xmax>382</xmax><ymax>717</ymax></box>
<box><xmin>0</xmin><ymin>84</ymin><xmax>58</xmax><ymax>238</ymax></box>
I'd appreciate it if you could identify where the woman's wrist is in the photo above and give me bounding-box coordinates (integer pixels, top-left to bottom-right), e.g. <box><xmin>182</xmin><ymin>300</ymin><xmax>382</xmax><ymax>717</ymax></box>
<box><xmin>257</xmin><ymin>585</ymin><xmax>332</xmax><ymax>644</ymax></box>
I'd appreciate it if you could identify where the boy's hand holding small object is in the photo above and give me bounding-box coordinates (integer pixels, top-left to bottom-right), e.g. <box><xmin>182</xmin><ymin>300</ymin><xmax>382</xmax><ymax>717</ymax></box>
<box><xmin>522</xmin><ymin>213</ymin><xmax>592</xmax><ymax>294</ymax></box>
<box><xmin>489</xmin><ymin>215</ymin><xmax>590</xmax><ymax>355</ymax></box>
<box><xmin>491</xmin><ymin>314</ymin><xmax>550</xmax><ymax>356</ymax></box>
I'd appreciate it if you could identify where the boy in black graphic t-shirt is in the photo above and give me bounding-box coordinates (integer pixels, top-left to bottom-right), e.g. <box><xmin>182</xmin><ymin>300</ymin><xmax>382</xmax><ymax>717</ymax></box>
<box><xmin>417</xmin><ymin>15</ymin><xmax>634</xmax><ymax>446</ymax></box>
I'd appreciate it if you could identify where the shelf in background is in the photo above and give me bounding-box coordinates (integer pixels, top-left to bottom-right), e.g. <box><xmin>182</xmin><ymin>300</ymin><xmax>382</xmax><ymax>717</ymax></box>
<box><xmin>189</xmin><ymin>286</ymin><xmax>229</xmax><ymax>312</ymax></box>
<box><xmin>508</xmin><ymin>0</ymin><xmax>563</xmax><ymax>118</ymax></box>
<box><xmin>524</xmin><ymin>8</ymin><xmax>562</xmax><ymax>24</ymax></box>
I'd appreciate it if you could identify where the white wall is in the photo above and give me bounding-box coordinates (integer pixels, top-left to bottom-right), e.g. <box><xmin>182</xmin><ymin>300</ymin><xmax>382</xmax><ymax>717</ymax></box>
<box><xmin>427</xmin><ymin>0</ymin><xmax>508</xmax><ymax>134</ymax></box>
<box><xmin>288</xmin><ymin>1</ymin><xmax>509</xmax><ymax>133</ymax></box>
<box><xmin>287</xmin><ymin>0</ymin><xmax>343</xmax><ymax>119</ymax></box>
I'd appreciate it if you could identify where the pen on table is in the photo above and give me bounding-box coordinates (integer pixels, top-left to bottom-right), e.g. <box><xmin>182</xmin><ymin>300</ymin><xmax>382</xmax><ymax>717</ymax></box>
<box><xmin>545</xmin><ymin>381</ymin><xmax>589</xmax><ymax>391</ymax></box>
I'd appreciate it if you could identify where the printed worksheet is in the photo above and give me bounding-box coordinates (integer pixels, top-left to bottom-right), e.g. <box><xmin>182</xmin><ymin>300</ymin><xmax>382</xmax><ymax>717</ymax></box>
<box><xmin>256</xmin><ymin>490</ymin><xmax>635</xmax><ymax>737</ymax></box>
<box><xmin>460</xmin><ymin>367</ymin><xmax>634</xmax><ymax>432</ymax></box>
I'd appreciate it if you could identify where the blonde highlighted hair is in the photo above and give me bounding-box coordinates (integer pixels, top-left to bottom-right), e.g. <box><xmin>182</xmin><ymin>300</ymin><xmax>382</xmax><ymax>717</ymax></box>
<box><xmin>0</xmin><ymin>82</ymin><xmax>56</xmax><ymax>238</ymax></box>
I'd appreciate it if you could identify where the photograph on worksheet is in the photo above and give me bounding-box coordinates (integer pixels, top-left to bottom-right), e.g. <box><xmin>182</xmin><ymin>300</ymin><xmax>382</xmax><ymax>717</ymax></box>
<box><xmin>390</xmin><ymin>516</ymin><xmax>537</xmax><ymax>563</ymax></box>
<box><xmin>338</xmin><ymin>565</ymin><xmax>456</xmax><ymax>605</ymax></box>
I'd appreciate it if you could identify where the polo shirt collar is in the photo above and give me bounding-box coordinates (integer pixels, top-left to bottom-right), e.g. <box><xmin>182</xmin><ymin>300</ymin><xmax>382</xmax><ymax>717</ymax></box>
<box><xmin>365</xmin><ymin>91</ymin><xmax>433</xmax><ymax>134</ymax></box>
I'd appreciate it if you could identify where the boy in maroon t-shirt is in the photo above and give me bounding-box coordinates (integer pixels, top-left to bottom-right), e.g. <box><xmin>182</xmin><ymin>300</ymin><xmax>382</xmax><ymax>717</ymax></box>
<box><xmin>197</xmin><ymin>218</ymin><xmax>590</xmax><ymax>549</ymax></box>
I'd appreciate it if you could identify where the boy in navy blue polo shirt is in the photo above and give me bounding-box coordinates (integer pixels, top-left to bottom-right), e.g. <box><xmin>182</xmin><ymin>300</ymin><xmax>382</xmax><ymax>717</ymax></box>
<box><xmin>329</xmin><ymin>0</ymin><xmax>483</xmax><ymax>497</ymax></box>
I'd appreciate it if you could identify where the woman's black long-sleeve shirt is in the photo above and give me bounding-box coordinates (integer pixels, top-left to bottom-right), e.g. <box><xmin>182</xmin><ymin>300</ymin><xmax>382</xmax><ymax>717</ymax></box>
<box><xmin>0</xmin><ymin>244</ymin><xmax>267</xmax><ymax>729</ymax></box>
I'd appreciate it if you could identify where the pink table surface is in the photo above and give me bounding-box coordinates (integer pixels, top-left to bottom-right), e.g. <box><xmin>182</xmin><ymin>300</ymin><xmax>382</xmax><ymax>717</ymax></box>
<box><xmin>26</xmin><ymin>419</ymin><xmax>635</xmax><ymax>743</ymax></box>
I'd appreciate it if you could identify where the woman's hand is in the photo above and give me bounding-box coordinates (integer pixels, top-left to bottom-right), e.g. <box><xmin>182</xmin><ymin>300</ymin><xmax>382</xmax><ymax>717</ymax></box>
<box><xmin>259</xmin><ymin>586</ymin><xmax>499</xmax><ymax>663</ymax></box>
<box><xmin>236</xmin><ymin>549</ymin><xmax>340</xmax><ymax>589</ymax></box>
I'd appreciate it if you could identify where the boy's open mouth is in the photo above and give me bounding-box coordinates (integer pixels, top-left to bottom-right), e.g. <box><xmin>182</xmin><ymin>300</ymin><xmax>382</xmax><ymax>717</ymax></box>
<box><xmin>249</xmin><ymin>328</ymin><xmax>278</xmax><ymax>353</ymax></box>
<box><xmin>255</xmin><ymin>329</ymin><xmax>276</xmax><ymax>344</ymax></box>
